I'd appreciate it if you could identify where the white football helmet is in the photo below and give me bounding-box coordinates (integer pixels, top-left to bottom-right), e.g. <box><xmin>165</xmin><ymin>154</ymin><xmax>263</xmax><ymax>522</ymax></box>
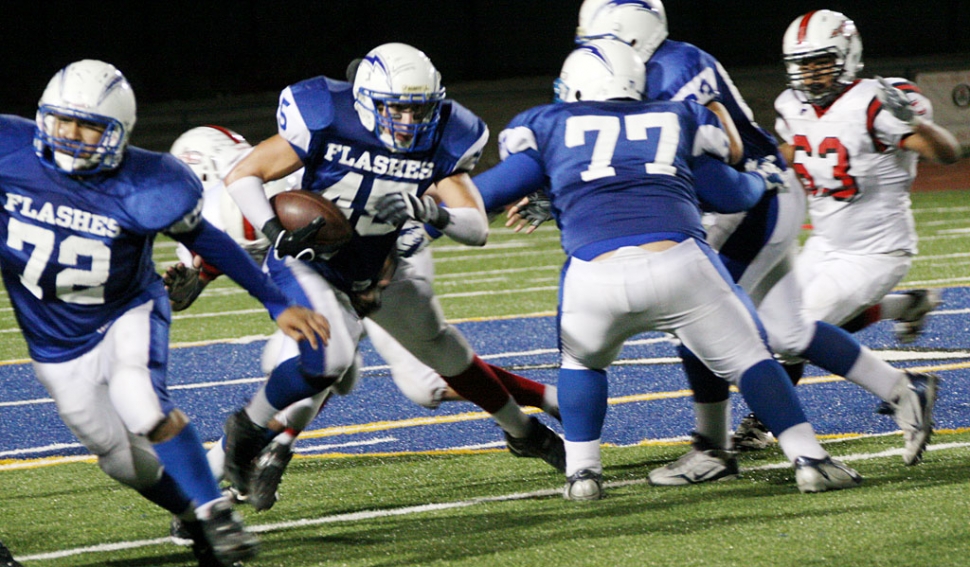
<box><xmin>554</xmin><ymin>40</ymin><xmax>646</xmax><ymax>103</ymax></box>
<box><xmin>34</xmin><ymin>59</ymin><xmax>136</xmax><ymax>174</ymax></box>
<box><xmin>782</xmin><ymin>10</ymin><xmax>863</xmax><ymax>107</ymax></box>
<box><xmin>353</xmin><ymin>43</ymin><xmax>446</xmax><ymax>153</ymax></box>
<box><xmin>576</xmin><ymin>0</ymin><xmax>668</xmax><ymax>62</ymax></box>
<box><xmin>169</xmin><ymin>125</ymin><xmax>251</xmax><ymax>190</ymax></box>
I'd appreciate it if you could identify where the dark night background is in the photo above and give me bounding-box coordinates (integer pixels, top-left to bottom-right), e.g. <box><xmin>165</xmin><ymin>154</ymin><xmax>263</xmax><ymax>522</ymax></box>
<box><xmin>2</xmin><ymin>1</ymin><xmax>967</xmax><ymax>154</ymax></box>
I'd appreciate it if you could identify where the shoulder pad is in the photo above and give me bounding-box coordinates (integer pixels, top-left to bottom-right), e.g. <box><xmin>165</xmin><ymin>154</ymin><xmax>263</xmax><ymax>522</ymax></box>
<box><xmin>286</xmin><ymin>76</ymin><xmax>339</xmax><ymax>130</ymax></box>
<box><xmin>123</xmin><ymin>150</ymin><xmax>204</xmax><ymax>232</ymax></box>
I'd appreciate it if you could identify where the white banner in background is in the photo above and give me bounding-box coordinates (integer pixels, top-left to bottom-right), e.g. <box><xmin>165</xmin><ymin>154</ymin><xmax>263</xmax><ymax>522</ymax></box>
<box><xmin>916</xmin><ymin>70</ymin><xmax>970</xmax><ymax>148</ymax></box>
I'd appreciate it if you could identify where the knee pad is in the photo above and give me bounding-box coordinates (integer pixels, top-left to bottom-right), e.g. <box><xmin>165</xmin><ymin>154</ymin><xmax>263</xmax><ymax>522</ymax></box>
<box><xmin>97</xmin><ymin>432</ymin><xmax>163</xmax><ymax>490</ymax></box>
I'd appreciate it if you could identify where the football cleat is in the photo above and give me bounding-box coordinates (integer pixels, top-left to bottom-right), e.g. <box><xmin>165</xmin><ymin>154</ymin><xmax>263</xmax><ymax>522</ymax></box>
<box><xmin>731</xmin><ymin>413</ymin><xmax>774</xmax><ymax>451</ymax></box>
<box><xmin>0</xmin><ymin>540</ymin><xmax>23</xmax><ymax>567</ymax></box>
<box><xmin>223</xmin><ymin>409</ymin><xmax>270</xmax><ymax>496</ymax></box>
<box><xmin>199</xmin><ymin>499</ymin><xmax>259</xmax><ymax>565</ymax></box>
<box><xmin>889</xmin><ymin>372</ymin><xmax>938</xmax><ymax>465</ymax></box>
<box><xmin>177</xmin><ymin>512</ymin><xmax>245</xmax><ymax>567</ymax></box>
<box><xmin>649</xmin><ymin>433</ymin><xmax>740</xmax><ymax>486</ymax></box>
<box><xmin>170</xmin><ymin>516</ymin><xmax>194</xmax><ymax>547</ymax></box>
<box><xmin>504</xmin><ymin>416</ymin><xmax>566</xmax><ymax>473</ymax></box>
<box><xmin>794</xmin><ymin>456</ymin><xmax>863</xmax><ymax>493</ymax></box>
<box><xmin>563</xmin><ymin>469</ymin><xmax>604</xmax><ymax>501</ymax></box>
<box><xmin>894</xmin><ymin>289</ymin><xmax>942</xmax><ymax>344</ymax></box>
<box><xmin>249</xmin><ymin>440</ymin><xmax>293</xmax><ymax>511</ymax></box>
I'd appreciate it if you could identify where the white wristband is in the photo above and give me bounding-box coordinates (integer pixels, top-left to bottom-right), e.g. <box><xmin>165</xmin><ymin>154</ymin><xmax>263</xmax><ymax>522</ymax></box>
<box><xmin>438</xmin><ymin>206</ymin><xmax>488</xmax><ymax>246</ymax></box>
<box><xmin>226</xmin><ymin>175</ymin><xmax>277</xmax><ymax>230</ymax></box>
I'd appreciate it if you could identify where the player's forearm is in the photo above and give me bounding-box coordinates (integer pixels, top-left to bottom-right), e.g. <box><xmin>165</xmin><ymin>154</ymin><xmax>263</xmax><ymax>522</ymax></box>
<box><xmin>226</xmin><ymin>175</ymin><xmax>278</xmax><ymax>230</ymax></box>
<box><xmin>173</xmin><ymin>219</ymin><xmax>289</xmax><ymax>318</ymax></box>
<box><xmin>909</xmin><ymin>121</ymin><xmax>962</xmax><ymax>164</ymax></box>
<box><xmin>693</xmin><ymin>155</ymin><xmax>766</xmax><ymax>213</ymax></box>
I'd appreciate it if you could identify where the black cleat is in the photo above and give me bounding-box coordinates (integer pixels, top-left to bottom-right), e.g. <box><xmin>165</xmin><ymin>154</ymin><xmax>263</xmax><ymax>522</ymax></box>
<box><xmin>504</xmin><ymin>416</ymin><xmax>566</xmax><ymax>473</ymax></box>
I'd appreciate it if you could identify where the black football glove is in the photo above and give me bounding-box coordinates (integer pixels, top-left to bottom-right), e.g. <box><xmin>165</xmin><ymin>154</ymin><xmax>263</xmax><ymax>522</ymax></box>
<box><xmin>375</xmin><ymin>192</ymin><xmax>450</xmax><ymax>229</ymax></box>
<box><xmin>163</xmin><ymin>263</ymin><xmax>210</xmax><ymax>311</ymax></box>
<box><xmin>517</xmin><ymin>191</ymin><xmax>554</xmax><ymax>228</ymax></box>
<box><xmin>262</xmin><ymin>216</ymin><xmax>325</xmax><ymax>261</ymax></box>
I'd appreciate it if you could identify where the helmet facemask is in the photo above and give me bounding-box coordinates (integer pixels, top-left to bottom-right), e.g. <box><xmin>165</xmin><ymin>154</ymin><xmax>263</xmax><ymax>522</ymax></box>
<box><xmin>784</xmin><ymin>52</ymin><xmax>846</xmax><ymax>107</ymax></box>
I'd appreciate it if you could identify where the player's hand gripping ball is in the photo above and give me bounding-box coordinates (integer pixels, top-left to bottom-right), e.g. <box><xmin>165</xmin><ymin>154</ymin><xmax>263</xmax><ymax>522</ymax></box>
<box><xmin>270</xmin><ymin>190</ymin><xmax>353</xmax><ymax>253</ymax></box>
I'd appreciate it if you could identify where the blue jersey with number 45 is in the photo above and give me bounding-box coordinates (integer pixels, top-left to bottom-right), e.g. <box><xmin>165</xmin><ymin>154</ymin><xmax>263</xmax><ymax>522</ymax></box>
<box><xmin>275</xmin><ymin>77</ymin><xmax>488</xmax><ymax>293</ymax></box>
<box><xmin>0</xmin><ymin>115</ymin><xmax>203</xmax><ymax>362</ymax></box>
<box><xmin>499</xmin><ymin>99</ymin><xmax>730</xmax><ymax>258</ymax></box>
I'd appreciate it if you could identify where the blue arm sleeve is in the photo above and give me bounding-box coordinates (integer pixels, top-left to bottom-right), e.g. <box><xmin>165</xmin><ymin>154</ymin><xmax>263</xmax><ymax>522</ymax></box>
<box><xmin>473</xmin><ymin>152</ymin><xmax>547</xmax><ymax>212</ymax></box>
<box><xmin>172</xmin><ymin>219</ymin><xmax>290</xmax><ymax>319</ymax></box>
<box><xmin>693</xmin><ymin>155</ymin><xmax>766</xmax><ymax>213</ymax></box>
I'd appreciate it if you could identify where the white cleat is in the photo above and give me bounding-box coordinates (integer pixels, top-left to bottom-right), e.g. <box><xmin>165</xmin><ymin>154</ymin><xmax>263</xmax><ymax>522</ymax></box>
<box><xmin>795</xmin><ymin>456</ymin><xmax>863</xmax><ymax>493</ymax></box>
<box><xmin>889</xmin><ymin>372</ymin><xmax>938</xmax><ymax>465</ymax></box>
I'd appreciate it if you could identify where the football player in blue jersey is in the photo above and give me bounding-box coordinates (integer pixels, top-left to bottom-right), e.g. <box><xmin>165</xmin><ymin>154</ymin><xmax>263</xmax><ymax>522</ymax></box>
<box><xmin>474</xmin><ymin>39</ymin><xmax>861</xmax><ymax>499</ymax></box>
<box><xmin>163</xmin><ymin>124</ymin><xmax>560</xmax><ymax>518</ymax></box>
<box><xmin>0</xmin><ymin>60</ymin><xmax>331</xmax><ymax>567</ymax></box>
<box><xmin>575</xmin><ymin>0</ymin><xmax>939</xmax><ymax>479</ymax></box>
<box><xmin>220</xmin><ymin>42</ymin><xmax>566</xmax><ymax>499</ymax></box>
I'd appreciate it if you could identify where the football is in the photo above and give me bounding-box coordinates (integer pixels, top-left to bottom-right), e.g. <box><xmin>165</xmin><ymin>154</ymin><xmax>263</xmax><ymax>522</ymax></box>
<box><xmin>270</xmin><ymin>190</ymin><xmax>353</xmax><ymax>248</ymax></box>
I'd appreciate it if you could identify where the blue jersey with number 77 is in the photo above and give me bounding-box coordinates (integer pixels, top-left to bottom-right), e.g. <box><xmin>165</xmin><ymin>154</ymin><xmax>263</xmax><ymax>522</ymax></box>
<box><xmin>498</xmin><ymin>99</ymin><xmax>730</xmax><ymax>259</ymax></box>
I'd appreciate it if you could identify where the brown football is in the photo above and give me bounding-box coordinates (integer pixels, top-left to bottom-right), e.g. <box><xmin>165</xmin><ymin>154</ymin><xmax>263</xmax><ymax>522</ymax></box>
<box><xmin>270</xmin><ymin>190</ymin><xmax>353</xmax><ymax>248</ymax></box>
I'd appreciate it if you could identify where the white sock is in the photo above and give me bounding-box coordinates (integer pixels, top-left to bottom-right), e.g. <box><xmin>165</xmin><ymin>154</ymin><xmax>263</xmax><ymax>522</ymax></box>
<box><xmin>492</xmin><ymin>399</ymin><xmax>532</xmax><ymax>438</ymax></box>
<box><xmin>879</xmin><ymin>293</ymin><xmax>914</xmax><ymax>320</ymax></box>
<box><xmin>694</xmin><ymin>400</ymin><xmax>731</xmax><ymax>448</ymax></box>
<box><xmin>776</xmin><ymin>422</ymin><xmax>828</xmax><ymax>462</ymax></box>
<box><xmin>564</xmin><ymin>439</ymin><xmax>602</xmax><ymax>477</ymax></box>
<box><xmin>844</xmin><ymin>348</ymin><xmax>905</xmax><ymax>401</ymax></box>
<box><xmin>542</xmin><ymin>384</ymin><xmax>559</xmax><ymax>416</ymax></box>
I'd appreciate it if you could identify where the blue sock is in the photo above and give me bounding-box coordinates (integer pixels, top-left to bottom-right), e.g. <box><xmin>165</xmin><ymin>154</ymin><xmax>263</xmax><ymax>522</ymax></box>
<box><xmin>154</xmin><ymin>424</ymin><xmax>222</xmax><ymax>506</ymax></box>
<box><xmin>738</xmin><ymin>359</ymin><xmax>807</xmax><ymax>435</ymax></box>
<box><xmin>264</xmin><ymin>356</ymin><xmax>331</xmax><ymax>409</ymax></box>
<box><xmin>558</xmin><ymin>368</ymin><xmax>608</xmax><ymax>442</ymax></box>
<box><xmin>802</xmin><ymin>321</ymin><xmax>862</xmax><ymax>377</ymax></box>
<box><xmin>138</xmin><ymin>470</ymin><xmax>192</xmax><ymax>515</ymax></box>
<box><xmin>678</xmin><ymin>344</ymin><xmax>730</xmax><ymax>403</ymax></box>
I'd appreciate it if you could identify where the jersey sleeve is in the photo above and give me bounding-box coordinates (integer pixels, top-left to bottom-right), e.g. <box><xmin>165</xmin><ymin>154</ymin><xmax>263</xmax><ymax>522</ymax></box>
<box><xmin>773</xmin><ymin>91</ymin><xmax>797</xmax><ymax>145</ymax></box>
<box><xmin>872</xmin><ymin>79</ymin><xmax>935</xmax><ymax>149</ymax></box>
<box><xmin>685</xmin><ymin>101</ymin><xmax>731</xmax><ymax>161</ymax></box>
<box><xmin>277</xmin><ymin>78</ymin><xmax>337</xmax><ymax>160</ymax></box>
<box><xmin>437</xmin><ymin>101</ymin><xmax>490</xmax><ymax>174</ymax></box>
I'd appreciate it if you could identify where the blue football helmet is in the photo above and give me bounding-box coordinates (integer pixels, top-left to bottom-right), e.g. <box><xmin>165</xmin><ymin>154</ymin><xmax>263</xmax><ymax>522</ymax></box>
<box><xmin>353</xmin><ymin>43</ymin><xmax>446</xmax><ymax>153</ymax></box>
<box><xmin>34</xmin><ymin>59</ymin><xmax>136</xmax><ymax>175</ymax></box>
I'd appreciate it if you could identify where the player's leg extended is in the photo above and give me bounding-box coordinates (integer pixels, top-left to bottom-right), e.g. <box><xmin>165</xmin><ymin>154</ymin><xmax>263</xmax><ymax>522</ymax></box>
<box><xmin>224</xmin><ymin>257</ymin><xmax>361</xmax><ymax>495</ymax></box>
<box><xmin>672</xmin><ymin>240</ymin><xmax>861</xmax><ymax>493</ymax></box>
<box><xmin>369</xmin><ymin>255</ymin><xmax>564</xmax><ymax>471</ymax></box>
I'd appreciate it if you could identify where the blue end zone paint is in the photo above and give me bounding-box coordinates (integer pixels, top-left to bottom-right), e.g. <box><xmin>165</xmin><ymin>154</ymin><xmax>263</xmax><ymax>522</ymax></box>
<box><xmin>2</xmin><ymin>288</ymin><xmax>969</xmax><ymax>460</ymax></box>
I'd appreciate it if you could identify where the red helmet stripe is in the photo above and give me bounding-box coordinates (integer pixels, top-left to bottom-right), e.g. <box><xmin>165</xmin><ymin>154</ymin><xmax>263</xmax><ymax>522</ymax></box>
<box><xmin>797</xmin><ymin>11</ymin><xmax>818</xmax><ymax>43</ymax></box>
<box><xmin>204</xmin><ymin>124</ymin><xmax>245</xmax><ymax>144</ymax></box>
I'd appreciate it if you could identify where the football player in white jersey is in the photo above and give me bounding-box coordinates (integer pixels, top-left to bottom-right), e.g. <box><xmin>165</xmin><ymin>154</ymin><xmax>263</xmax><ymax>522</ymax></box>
<box><xmin>164</xmin><ymin>125</ymin><xmax>559</xmax><ymax>516</ymax></box>
<box><xmin>777</xmin><ymin>10</ymin><xmax>961</xmax><ymax>340</ymax></box>
<box><xmin>572</xmin><ymin>1</ymin><xmax>942</xmax><ymax>482</ymax></box>
<box><xmin>480</xmin><ymin>39</ymin><xmax>862</xmax><ymax>498</ymax></box>
<box><xmin>219</xmin><ymin>43</ymin><xmax>566</xmax><ymax>506</ymax></box>
<box><xmin>0</xmin><ymin>60</ymin><xmax>332</xmax><ymax>567</ymax></box>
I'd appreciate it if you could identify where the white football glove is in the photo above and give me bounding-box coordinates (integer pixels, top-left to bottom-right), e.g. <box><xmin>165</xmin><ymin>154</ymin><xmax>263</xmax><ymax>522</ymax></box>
<box><xmin>875</xmin><ymin>76</ymin><xmax>919</xmax><ymax>127</ymax></box>
<box><xmin>744</xmin><ymin>156</ymin><xmax>787</xmax><ymax>194</ymax></box>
